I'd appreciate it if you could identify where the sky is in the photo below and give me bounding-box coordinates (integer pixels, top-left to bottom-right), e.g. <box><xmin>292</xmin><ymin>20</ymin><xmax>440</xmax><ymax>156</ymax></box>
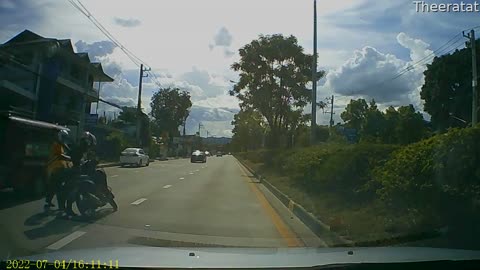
<box><xmin>1</xmin><ymin>0</ymin><xmax>479</xmax><ymax>137</ymax></box>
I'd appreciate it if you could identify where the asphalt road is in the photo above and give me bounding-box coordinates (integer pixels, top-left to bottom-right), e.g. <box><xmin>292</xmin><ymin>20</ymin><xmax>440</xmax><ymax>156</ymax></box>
<box><xmin>0</xmin><ymin>155</ymin><xmax>323</xmax><ymax>259</ymax></box>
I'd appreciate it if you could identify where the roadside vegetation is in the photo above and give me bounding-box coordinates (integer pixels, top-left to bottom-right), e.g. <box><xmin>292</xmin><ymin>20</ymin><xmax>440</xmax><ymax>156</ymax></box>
<box><xmin>231</xmin><ymin>34</ymin><xmax>480</xmax><ymax>247</ymax></box>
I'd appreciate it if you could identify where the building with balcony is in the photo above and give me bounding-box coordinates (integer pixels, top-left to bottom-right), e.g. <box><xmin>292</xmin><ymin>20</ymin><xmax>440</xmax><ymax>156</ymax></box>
<box><xmin>0</xmin><ymin>30</ymin><xmax>114</xmax><ymax>139</ymax></box>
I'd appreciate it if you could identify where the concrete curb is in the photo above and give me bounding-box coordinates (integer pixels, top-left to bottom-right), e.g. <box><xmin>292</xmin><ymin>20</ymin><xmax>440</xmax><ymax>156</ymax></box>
<box><xmin>236</xmin><ymin>157</ymin><xmax>353</xmax><ymax>247</ymax></box>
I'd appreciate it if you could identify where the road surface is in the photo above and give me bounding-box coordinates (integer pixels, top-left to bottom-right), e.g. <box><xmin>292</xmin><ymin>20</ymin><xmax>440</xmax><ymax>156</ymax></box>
<box><xmin>0</xmin><ymin>155</ymin><xmax>323</xmax><ymax>259</ymax></box>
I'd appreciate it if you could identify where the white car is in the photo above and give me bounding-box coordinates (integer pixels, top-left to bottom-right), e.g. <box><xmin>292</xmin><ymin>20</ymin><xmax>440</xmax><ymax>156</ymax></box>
<box><xmin>120</xmin><ymin>148</ymin><xmax>150</xmax><ymax>167</ymax></box>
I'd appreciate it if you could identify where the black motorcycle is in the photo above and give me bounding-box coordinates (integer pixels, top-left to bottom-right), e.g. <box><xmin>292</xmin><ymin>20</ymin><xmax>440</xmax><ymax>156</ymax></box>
<box><xmin>67</xmin><ymin>159</ymin><xmax>118</xmax><ymax>218</ymax></box>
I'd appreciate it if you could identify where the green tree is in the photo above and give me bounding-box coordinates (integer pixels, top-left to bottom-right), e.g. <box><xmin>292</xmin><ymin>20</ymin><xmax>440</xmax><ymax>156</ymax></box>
<box><xmin>420</xmin><ymin>39</ymin><xmax>480</xmax><ymax>131</ymax></box>
<box><xmin>341</xmin><ymin>99</ymin><xmax>428</xmax><ymax>144</ymax></box>
<box><xmin>361</xmin><ymin>100</ymin><xmax>386</xmax><ymax>142</ymax></box>
<box><xmin>118</xmin><ymin>106</ymin><xmax>138</xmax><ymax>124</ymax></box>
<box><xmin>341</xmin><ymin>98</ymin><xmax>368</xmax><ymax>131</ymax></box>
<box><xmin>382</xmin><ymin>106</ymin><xmax>400</xmax><ymax>144</ymax></box>
<box><xmin>396</xmin><ymin>105</ymin><xmax>428</xmax><ymax>144</ymax></box>
<box><xmin>231</xmin><ymin>108</ymin><xmax>266</xmax><ymax>151</ymax></box>
<box><xmin>150</xmin><ymin>88</ymin><xmax>192</xmax><ymax>139</ymax></box>
<box><xmin>230</xmin><ymin>34</ymin><xmax>324</xmax><ymax>148</ymax></box>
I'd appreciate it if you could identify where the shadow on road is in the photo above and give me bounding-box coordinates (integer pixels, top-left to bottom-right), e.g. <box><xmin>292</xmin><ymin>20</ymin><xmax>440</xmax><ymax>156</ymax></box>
<box><xmin>23</xmin><ymin>207</ymin><xmax>116</xmax><ymax>240</ymax></box>
<box><xmin>0</xmin><ymin>189</ymin><xmax>41</xmax><ymax>211</ymax></box>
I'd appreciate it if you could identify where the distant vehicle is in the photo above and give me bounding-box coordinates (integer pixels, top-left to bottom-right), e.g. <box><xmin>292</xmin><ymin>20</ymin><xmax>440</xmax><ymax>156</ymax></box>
<box><xmin>120</xmin><ymin>148</ymin><xmax>150</xmax><ymax>167</ymax></box>
<box><xmin>191</xmin><ymin>150</ymin><xmax>207</xmax><ymax>163</ymax></box>
<box><xmin>205</xmin><ymin>151</ymin><xmax>211</xmax><ymax>156</ymax></box>
<box><xmin>216</xmin><ymin>151</ymin><xmax>223</xmax><ymax>157</ymax></box>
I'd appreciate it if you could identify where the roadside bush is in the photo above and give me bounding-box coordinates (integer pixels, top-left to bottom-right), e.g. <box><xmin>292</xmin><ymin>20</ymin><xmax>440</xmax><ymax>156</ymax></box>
<box><xmin>373</xmin><ymin>125</ymin><xmax>480</xmax><ymax>230</ymax></box>
<box><xmin>315</xmin><ymin>144</ymin><xmax>399</xmax><ymax>197</ymax></box>
<box><xmin>282</xmin><ymin>144</ymin><xmax>343</xmax><ymax>182</ymax></box>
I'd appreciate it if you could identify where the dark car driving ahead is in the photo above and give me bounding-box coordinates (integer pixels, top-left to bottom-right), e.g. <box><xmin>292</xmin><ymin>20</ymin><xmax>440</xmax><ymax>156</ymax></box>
<box><xmin>191</xmin><ymin>150</ymin><xmax>207</xmax><ymax>163</ymax></box>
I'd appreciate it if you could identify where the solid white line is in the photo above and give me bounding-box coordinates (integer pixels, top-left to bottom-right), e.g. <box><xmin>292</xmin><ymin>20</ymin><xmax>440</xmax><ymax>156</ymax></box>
<box><xmin>163</xmin><ymin>185</ymin><xmax>172</xmax><ymax>189</ymax></box>
<box><xmin>195</xmin><ymin>169</ymin><xmax>199</xmax><ymax>172</ymax></box>
<box><xmin>46</xmin><ymin>231</ymin><xmax>86</xmax><ymax>250</ymax></box>
<box><xmin>179</xmin><ymin>177</ymin><xmax>185</xmax><ymax>180</ymax></box>
<box><xmin>111</xmin><ymin>175</ymin><xmax>119</xmax><ymax>178</ymax></box>
<box><xmin>131</xmin><ymin>198</ymin><xmax>147</xmax><ymax>205</ymax></box>
<box><xmin>134</xmin><ymin>170</ymin><xmax>139</xmax><ymax>173</ymax></box>
<box><xmin>189</xmin><ymin>172</ymin><xmax>194</xmax><ymax>175</ymax></box>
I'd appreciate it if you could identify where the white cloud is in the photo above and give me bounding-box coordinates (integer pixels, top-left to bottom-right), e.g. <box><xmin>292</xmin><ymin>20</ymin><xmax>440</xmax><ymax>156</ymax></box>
<box><xmin>194</xmin><ymin>95</ymin><xmax>239</xmax><ymax>110</ymax></box>
<box><xmin>396</xmin><ymin>32</ymin><xmax>433</xmax><ymax>63</ymax></box>
<box><xmin>324</xmin><ymin>33</ymin><xmax>432</xmax><ymax>110</ymax></box>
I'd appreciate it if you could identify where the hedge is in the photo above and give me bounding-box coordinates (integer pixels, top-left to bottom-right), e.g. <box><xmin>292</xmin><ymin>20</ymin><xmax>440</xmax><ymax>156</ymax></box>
<box><xmin>372</xmin><ymin>125</ymin><xmax>480</xmax><ymax>229</ymax></box>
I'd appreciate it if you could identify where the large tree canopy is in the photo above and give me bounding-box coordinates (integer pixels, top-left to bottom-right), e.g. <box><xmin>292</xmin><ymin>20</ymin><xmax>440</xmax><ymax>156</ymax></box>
<box><xmin>230</xmin><ymin>34</ymin><xmax>324</xmax><ymax>147</ymax></box>
<box><xmin>420</xmin><ymin>39</ymin><xmax>480</xmax><ymax>131</ymax></box>
<box><xmin>150</xmin><ymin>87</ymin><xmax>192</xmax><ymax>139</ymax></box>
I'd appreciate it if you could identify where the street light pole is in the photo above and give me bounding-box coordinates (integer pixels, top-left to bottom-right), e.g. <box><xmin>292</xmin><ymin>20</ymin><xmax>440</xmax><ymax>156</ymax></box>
<box><xmin>311</xmin><ymin>0</ymin><xmax>318</xmax><ymax>144</ymax></box>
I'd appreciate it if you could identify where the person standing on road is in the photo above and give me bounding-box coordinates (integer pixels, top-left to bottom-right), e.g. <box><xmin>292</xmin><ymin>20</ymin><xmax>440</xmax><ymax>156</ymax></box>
<box><xmin>44</xmin><ymin>129</ymin><xmax>72</xmax><ymax>211</ymax></box>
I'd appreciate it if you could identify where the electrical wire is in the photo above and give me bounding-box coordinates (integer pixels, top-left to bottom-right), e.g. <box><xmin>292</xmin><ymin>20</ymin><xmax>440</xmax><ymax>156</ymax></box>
<box><xmin>67</xmin><ymin>0</ymin><xmax>164</xmax><ymax>88</ymax></box>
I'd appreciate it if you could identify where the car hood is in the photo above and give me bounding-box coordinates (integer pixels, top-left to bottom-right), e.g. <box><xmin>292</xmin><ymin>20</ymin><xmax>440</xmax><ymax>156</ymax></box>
<box><xmin>18</xmin><ymin>247</ymin><xmax>480</xmax><ymax>268</ymax></box>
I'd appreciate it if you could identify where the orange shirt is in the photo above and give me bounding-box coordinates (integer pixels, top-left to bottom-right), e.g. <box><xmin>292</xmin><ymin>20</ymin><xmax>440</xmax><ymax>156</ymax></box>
<box><xmin>46</xmin><ymin>142</ymin><xmax>71</xmax><ymax>179</ymax></box>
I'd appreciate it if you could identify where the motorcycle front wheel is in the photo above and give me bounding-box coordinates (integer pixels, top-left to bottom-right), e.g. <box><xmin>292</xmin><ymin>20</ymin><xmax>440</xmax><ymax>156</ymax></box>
<box><xmin>76</xmin><ymin>192</ymin><xmax>96</xmax><ymax>218</ymax></box>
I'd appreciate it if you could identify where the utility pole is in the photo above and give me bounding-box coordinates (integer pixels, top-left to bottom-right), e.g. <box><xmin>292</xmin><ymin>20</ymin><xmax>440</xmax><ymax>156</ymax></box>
<box><xmin>463</xmin><ymin>29</ymin><xmax>478</xmax><ymax>126</ymax></box>
<box><xmin>136</xmin><ymin>64</ymin><xmax>150</xmax><ymax>146</ymax></box>
<box><xmin>183</xmin><ymin>119</ymin><xmax>186</xmax><ymax>136</ymax></box>
<box><xmin>323</xmin><ymin>95</ymin><xmax>335</xmax><ymax>128</ymax></box>
<box><xmin>329</xmin><ymin>95</ymin><xmax>334</xmax><ymax>127</ymax></box>
<box><xmin>310</xmin><ymin>0</ymin><xmax>318</xmax><ymax>144</ymax></box>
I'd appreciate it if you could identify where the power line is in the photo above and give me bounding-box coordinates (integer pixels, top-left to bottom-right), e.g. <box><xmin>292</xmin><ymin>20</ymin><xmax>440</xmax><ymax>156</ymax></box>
<box><xmin>67</xmin><ymin>0</ymin><xmax>163</xmax><ymax>88</ymax></box>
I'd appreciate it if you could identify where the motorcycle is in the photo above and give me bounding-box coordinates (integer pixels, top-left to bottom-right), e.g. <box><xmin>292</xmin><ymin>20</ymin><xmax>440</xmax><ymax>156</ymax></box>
<box><xmin>65</xmin><ymin>159</ymin><xmax>118</xmax><ymax>218</ymax></box>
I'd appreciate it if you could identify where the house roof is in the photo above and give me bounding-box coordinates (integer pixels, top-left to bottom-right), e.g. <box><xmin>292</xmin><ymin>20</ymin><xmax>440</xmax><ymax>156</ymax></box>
<box><xmin>1</xmin><ymin>29</ymin><xmax>114</xmax><ymax>82</ymax></box>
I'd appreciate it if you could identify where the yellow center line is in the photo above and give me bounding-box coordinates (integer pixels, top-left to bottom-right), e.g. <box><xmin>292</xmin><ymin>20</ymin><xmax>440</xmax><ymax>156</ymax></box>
<box><xmin>236</xmin><ymin>161</ymin><xmax>303</xmax><ymax>247</ymax></box>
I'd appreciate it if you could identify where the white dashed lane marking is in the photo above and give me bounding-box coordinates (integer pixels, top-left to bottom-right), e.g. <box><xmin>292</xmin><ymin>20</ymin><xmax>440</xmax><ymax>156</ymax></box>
<box><xmin>46</xmin><ymin>231</ymin><xmax>86</xmax><ymax>250</ymax></box>
<box><xmin>163</xmin><ymin>185</ymin><xmax>172</xmax><ymax>189</ymax></box>
<box><xmin>111</xmin><ymin>175</ymin><xmax>119</xmax><ymax>178</ymax></box>
<box><xmin>131</xmin><ymin>198</ymin><xmax>147</xmax><ymax>205</ymax></box>
<box><xmin>179</xmin><ymin>177</ymin><xmax>185</xmax><ymax>180</ymax></box>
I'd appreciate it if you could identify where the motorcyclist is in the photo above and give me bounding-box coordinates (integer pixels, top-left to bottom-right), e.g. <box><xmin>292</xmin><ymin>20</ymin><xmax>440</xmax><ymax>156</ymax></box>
<box><xmin>45</xmin><ymin>129</ymin><xmax>72</xmax><ymax>210</ymax></box>
<box><xmin>61</xmin><ymin>131</ymin><xmax>98</xmax><ymax>216</ymax></box>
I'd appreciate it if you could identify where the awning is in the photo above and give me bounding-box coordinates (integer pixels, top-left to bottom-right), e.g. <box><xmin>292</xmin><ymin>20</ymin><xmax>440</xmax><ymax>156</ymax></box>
<box><xmin>8</xmin><ymin>115</ymin><xmax>70</xmax><ymax>131</ymax></box>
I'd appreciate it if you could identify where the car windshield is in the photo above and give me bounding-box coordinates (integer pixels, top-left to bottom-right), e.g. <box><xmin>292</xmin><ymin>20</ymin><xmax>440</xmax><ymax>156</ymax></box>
<box><xmin>1</xmin><ymin>0</ymin><xmax>480</xmax><ymax>267</ymax></box>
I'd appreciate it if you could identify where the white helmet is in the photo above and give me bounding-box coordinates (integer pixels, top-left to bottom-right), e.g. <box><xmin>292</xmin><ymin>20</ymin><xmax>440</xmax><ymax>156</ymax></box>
<box><xmin>57</xmin><ymin>129</ymin><xmax>70</xmax><ymax>145</ymax></box>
